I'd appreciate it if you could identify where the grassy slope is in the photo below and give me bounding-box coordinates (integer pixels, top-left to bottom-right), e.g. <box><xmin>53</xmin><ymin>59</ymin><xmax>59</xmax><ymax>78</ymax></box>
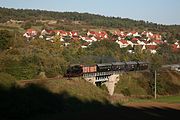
<box><xmin>115</xmin><ymin>70</ymin><xmax>180</xmax><ymax>96</ymax></box>
<box><xmin>114</xmin><ymin>72</ymin><xmax>150</xmax><ymax>96</ymax></box>
<box><xmin>44</xmin><ymin>77</ymin><xmax>109</xmax><ymax>102</ymax></box>
<box><xmin>1</xmin><ymin>72</ymin><xmax>180</xmax><ymax>120</ymax></box>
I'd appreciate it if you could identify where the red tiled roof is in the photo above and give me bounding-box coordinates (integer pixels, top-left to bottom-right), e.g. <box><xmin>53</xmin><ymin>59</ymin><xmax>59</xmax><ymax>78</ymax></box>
<box><xmin>132</xmin><ymin>38</ymin><xmax>139</xmax><ymax>41</ymax></box>
<box><xmin>26</xmin><ymin>29</ymin><xmax>36</xmax><ymax>33</ymax></box>
<box><xmin>171</xmin><ymin>44</ymin><xmax>180</xmax><ymax>52</ymax></box>
<box><xmin>83</xmin><ymin>42</ymin><xmax>90</xmax><ymax>46</ymax></box>
<box><xmin>88</xmin><ymin>31</ymin><xmax>108</xmax><ymax>38</ymax></box>
<box><xmin>146</xmin><ymin>45</ymin><xmax>158</xmax><ymax>50</ymax></box>
<box><xmin>131</xmin><ymin>31</ymin><xmax>137</xmax><ymax>34</ymax></box>
<box><xmin>120</xmin><ymin>40</ymin><xmax>128</xmax><ymax>44</ymax></box>
<box><xmin>89</xmin><ymin>31</ymin><xmax>96</xmax><ymax>34</ymax></box>
<box><xmin>153</xmin><ymin>40</ymin><xmax>164</xmax><ymax>44</ymax></box>
<box><xmin>84</xmin><ymin>37</ymin><xmax>92</xmax><ymax>41</ymax></box>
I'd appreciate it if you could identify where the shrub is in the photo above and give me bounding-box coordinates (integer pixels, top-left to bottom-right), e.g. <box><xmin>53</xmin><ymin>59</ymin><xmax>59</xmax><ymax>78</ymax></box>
<box><xmin>0</xmin><ymin>72</ymin><xmax>16</xmax><ymax>89</ymax></box>
<box><xmin>4</xmin><ymin>59</ymin><xmax>39</xmax><ymax>80</ymax></box>
<box><xmin>121</xmin><ymin>87</ymin><xmax>131</xmax><ymax>96</ymax></box>
<box><xmin>0</xmin><ymin>30</ymin><xmax>13</xmax><ymax>51</ymax></box>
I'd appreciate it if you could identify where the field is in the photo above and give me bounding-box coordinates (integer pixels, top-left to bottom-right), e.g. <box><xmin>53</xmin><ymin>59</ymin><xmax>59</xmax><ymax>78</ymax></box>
<box><xmin>126</xmin><ymin>95</ymin><xmax>180</xmax><ymax>110</ymax></box>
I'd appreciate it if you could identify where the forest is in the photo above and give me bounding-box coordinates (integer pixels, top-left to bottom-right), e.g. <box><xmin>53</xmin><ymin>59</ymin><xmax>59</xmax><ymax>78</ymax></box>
<box><xmin>0</xmin><ymin>7</ymin><xmax>180</xmax><ymax>33</ymax></box>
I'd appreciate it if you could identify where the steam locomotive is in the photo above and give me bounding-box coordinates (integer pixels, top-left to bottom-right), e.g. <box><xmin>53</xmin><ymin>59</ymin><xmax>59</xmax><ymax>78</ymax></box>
<box><xmin>64</xmin><ymin>61</ymin><xmax>149</xmax><ymax>77</ymax></box>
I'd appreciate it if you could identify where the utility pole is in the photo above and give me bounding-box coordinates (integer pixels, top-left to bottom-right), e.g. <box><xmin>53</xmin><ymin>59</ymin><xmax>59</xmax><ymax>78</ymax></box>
<box><xmin>154</xmin><ymin>70</ymin><xmax>157</xmax><ymax>99</ymax></box>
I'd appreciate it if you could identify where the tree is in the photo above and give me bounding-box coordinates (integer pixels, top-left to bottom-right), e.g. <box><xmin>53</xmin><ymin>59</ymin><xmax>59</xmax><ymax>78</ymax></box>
<box><xmin>0</xmin><ymin>30</ymin><xmax>13</xmax><ymax>51</ymax></box>
<box><xmin>149</xmin><ymin>54</ymin><xmax>163</xmax><ymax>72</ymax></box>
<box><xmin>22</xmin><ymin>21</ymin><xmax>32</xmax><ymax>30</ymax></box>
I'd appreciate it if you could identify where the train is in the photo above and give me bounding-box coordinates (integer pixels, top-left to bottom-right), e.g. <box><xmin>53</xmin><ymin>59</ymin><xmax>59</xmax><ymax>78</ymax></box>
<box><xmin>64</xmin><ymin>61</ymin><xmax>149</xmax><ymax>77</ymax></box>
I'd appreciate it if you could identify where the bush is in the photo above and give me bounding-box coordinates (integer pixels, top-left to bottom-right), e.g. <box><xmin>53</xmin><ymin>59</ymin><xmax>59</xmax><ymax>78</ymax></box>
<box><xmin>0</xmin><ymin>30</ymin><xmax>13</xmax><ymax>51</ymax></box>
<box><xmin>4</xmin><ymin>59</ymin><xmax>39</xmax><ymax>80</ymax></box>
<box><xmin>121</xmin><ymin>87</ymin><xmax>131</xmax><ymax>96</ymax></box>
<box><xmin>0</xmin><ymin>72</ymin><xmax>16</xmax><ymax>89</ymax></box>
<box><xmin>100</xmin><ymin>84</ymin><xmax>108</xmax><ymax>92</ymax></box>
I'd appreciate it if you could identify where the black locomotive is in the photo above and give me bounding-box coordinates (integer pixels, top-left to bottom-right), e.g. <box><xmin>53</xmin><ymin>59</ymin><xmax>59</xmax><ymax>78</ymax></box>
<box><xmin>64</xmin><ymin>64</ymin><xmax>83</xmax><ymax>77</ymax></box>
<box><xmin>64</xmin><ymin>61</ymin><xmax>149</xmax><ymax>77</ymax></box>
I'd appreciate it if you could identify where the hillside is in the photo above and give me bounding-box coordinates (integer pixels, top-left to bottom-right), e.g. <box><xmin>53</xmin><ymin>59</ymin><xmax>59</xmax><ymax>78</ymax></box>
<box><xmin>1</xmin><ymin>71</ymin><xmax>180</xmax><ymax>119</ymax></box>
<box><xmin>1</xmin><ymin>7</ymin><xmax>180</xmax><ymax>34</ymax></box>
<box><xmin>114</xmin><ymin>70</ymin><xmax>180</xmax><ymax>98</ymax></box>
<box><xmin>44</xmin><ymin>77</ymin><xmax>109</xmax><ymax>102</ymax></box>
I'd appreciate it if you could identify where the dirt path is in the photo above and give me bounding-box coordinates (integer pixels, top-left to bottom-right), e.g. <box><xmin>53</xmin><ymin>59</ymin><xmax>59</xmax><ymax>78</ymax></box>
<box><xmin>125</xmin><ymin>102</ymin><xmax>180</xmax><ymax>110</ymax></box>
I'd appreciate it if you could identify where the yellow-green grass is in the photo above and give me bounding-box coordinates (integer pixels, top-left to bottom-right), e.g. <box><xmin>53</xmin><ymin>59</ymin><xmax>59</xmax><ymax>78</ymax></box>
<box><xmin>128</xmin><ymin>95</ymin><xmax>180</xmax><ymax>104</ymax></box>
<box><xmin>44</xmin><ymin>77</ymin><xmax>109</xmax><ymax>102</ymax></box>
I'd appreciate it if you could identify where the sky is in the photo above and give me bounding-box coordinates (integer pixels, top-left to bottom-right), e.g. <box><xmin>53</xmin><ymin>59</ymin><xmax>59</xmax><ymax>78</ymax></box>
<box><xmin>0</xmin><ymin>0</ymin><xmax>180</xmax><ymax>25</ymax></box>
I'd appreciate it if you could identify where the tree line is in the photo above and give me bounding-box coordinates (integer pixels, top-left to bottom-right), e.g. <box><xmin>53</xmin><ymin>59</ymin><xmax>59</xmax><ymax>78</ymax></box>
<box><xmin>0</xmin><ymin>7</ymin><xmax>180</xmax><ymax>35</ymax></box>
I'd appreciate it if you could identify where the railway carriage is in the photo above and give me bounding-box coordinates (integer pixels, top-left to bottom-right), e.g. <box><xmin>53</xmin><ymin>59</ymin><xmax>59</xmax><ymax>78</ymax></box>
<box><xmin>137</xmin><ymin>61</ymin><xmax>149</xmax><ymax>70</ymax></box>
<box><xmin>96</xmin><ymin>63</ymin><xmax>112</xmax><ymax>72</ymax></box>
<box><xmin>125</xmin><ymin>61</ymin><xmax>138</xmax><ymax>71</ymax></box>
<box><xmin>111</xmin><ymin>62</ymin><xmax>126</xmax><ymax>71</ymax></box>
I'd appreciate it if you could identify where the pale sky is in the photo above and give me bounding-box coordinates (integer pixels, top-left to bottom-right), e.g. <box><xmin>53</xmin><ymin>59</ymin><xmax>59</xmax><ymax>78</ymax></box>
<box><xmin>0</xmin><ymin>0</ymin><xmax>180</xmax><ymax>25</ymax></box>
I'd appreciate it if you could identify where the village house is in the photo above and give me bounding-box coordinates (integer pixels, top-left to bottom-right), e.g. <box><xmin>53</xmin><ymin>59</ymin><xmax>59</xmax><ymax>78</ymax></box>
<box><xmin>145</xmin><ymin>45</ymin><xmax>158</xmax><ymax>54</ymax></box>
<box><xmin>87</xmin><ymin>31</ymin><xmax>108</xmax><ymax>39</ymax></box>
<box><xmin>81</xmin><ymin>42</ymin><xmax>91</xmax><ymax>48</ymax></box>
<box><xmin>23</xmin><ymin>28</ymin><xmax>38</xmax><ymax>41</ymax></box>
<box><xmin>116</xmin><ymin>40</ymin><xmax>130</xmax><ymax>48</ymax></box>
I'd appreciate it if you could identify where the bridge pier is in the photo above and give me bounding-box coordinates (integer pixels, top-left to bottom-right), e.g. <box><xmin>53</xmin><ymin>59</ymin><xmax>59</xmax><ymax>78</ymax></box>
<box><xmin>105</xmin><ymin>74</ymin><xmax>119</xmax><ymax>96</ymax></box>
<box><xmin>83</xmin><ymin>72</ymin><xmax>120</xmax><ymax>95</ymax></box>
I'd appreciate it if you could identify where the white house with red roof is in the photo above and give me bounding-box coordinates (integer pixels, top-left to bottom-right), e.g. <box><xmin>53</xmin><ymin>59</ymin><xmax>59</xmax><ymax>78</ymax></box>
<box><xmin>87</xmin><ymin>31</ymin><xmax>96</xmax><ymax>36</ymax></box>
<box><xmin>141</xmin><ymin>31</ymin><xmax>153</xmax><ymax>38</ymax></box>
<box><xmin>131</xmin><ymin>38</ymin><xmax>139</xmax><ymax>43</ymax></box>
<box><xmin>81</xmin><ymin>36</ymin><xmax>94</xmax><ymax>43</ymax></box>
<box><xmin>114</xmin><ymin>31</ymin><xmax>126</xmax><ymax>40</ymax></box>
<box><xmin>91</xmin><ymin>36</ymin><xmax>97</xmax><ymax>41</ymax></box>
<box><xmin>174</xmin><ymin>40</ymin><xmax>180</xmax><ymax>46</ymax></box>
<box><xmin>171</xmin><ymin>41</ymin><xmax>180</xmax><ymax>52</ymax></box>
<box><xmin>153</xmin><ymin>34</ymin><xmax>162</xmax><ymax>40</ymax></box>
<box><xmin>132</xmin><ymin>31</ymin><xmax>141</xmax><ymax>37</ymax></box>
<box><xmin>39</xmin><ymin>29</ymin><xmax>55</xmax><ymax>42</ymax></box>
<box><xmin>23</xmin><ymin>29</ymin><xmax>37</xmax><ymax>40</ymax></box>
<box><xmin>152</xmin><ymin>40</ymin><xmax>164</xmax><ymax>45</ymax></box>
<box><xmin>68</xmin><ymin>31</ymin><xmax>78</xmax><ymax>37</ymax></box>
<box><xmin>81</xmin><ymin>42</ymin><xmax>91</xmax><ymax>48</ymax></box>
<box><xmin>127</xmin><ymin>40</ymin><xmax>134</xmax><ymax>47</ymax></box>
<box><xmin>171</xmin><ymin>44</ymin><xmax>180</xmax><ymax>52</ymax></box>
<box><xmin>40</xmin><ymin>29</ymin><xmax>55</xmax><ymax>36</ymax></box>
<box><xmin>145</xmin><ymin>45</ymin><xmax>158</xmax><ymax>54</ymax></box>
<box><xmin>87</xmin><ymin>31</ymin><xmax>108</xmax><ymax>39</ymax></box>
<box><xmin>53</xmin><ymin>30</ymin><xmax>68</xmax><ymax>36</ymax></box>
<box><xmin>116</xmin><ymin>40</ymin><xmax>130</xmax><ymax>48</ymax></box>
<box><xmin>137</xmin><ymin>40</ymin><xmax>146</xmax><ymax>45</ymax></box>
<box><xmin>114</xmin><ymin>31</ymin><xmax>125</xmax><ymax>36</ymax></box>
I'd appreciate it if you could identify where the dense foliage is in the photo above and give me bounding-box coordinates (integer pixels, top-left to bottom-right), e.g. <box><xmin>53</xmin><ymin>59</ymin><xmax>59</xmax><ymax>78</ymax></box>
<box><xmin>0</xmin><ymin>30</ymin><xmax>13</xmax><ymax>51</ymax></box>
